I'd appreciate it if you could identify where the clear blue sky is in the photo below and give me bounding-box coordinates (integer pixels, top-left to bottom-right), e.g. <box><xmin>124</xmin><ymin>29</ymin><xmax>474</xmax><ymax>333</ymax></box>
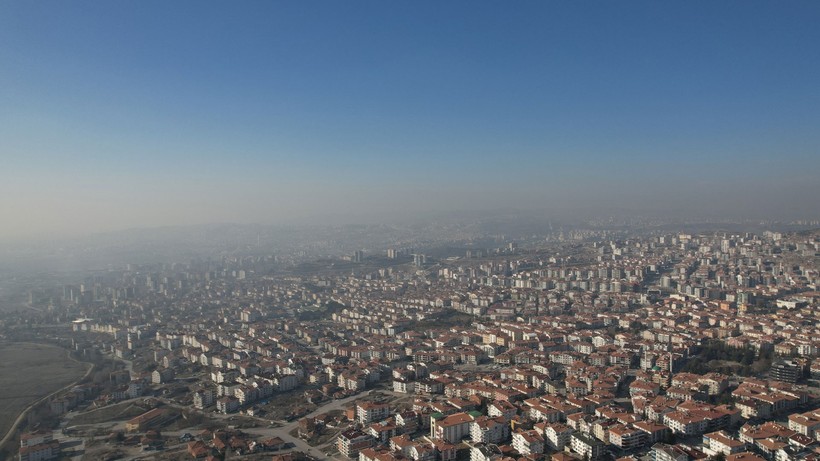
<box><xmin>1</xmin><ymin>1</ymin><xmax>819</xmax><ymax>239</ymax></box>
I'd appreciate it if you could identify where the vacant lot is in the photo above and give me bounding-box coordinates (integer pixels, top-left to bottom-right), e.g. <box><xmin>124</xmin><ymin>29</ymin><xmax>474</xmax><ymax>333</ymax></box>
<box><xmin>68</xmin><ymin>401</ymin><xmax>149</xmax><ymax>426</ymax></box>
<box><xmin>0</xmin><ymin>342</ymin><xmax>90</xmax><ymax>438</ymax></box>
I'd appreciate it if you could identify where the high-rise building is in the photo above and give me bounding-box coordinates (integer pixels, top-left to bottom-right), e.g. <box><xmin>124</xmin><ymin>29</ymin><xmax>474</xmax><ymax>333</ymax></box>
<box><xmin>771</xmin><ymin>360</ymin><xmax>801</xmax><ymax>383</ymax></box>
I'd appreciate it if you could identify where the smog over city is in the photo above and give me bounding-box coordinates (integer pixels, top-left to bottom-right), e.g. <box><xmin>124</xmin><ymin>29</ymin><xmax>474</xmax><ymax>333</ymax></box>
<box><xmin>0</xmin><ymin>2</ymin><xmax>819</xmax><ymax>461</ymax></box>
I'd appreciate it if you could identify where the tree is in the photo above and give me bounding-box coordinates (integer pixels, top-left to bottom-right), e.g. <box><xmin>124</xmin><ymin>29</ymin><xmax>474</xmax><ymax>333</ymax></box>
<box><xmin>741</xmin><ymin>348</ymin><xmax>755</xmax><ymax>366</ymax></box>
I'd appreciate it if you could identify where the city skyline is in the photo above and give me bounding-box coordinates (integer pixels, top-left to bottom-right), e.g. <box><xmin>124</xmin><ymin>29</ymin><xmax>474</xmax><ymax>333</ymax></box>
<box><xmin>1</xmin><ymin>1</ymin><xmax>819</xmax><ymax>241</ymax></box>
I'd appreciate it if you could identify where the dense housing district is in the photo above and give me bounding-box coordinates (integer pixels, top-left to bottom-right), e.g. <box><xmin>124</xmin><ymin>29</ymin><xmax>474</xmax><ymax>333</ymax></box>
<box><xmin>6</xmin><ymin>228</ymin><xmax>820</xmax><ymax>461</ymax></box>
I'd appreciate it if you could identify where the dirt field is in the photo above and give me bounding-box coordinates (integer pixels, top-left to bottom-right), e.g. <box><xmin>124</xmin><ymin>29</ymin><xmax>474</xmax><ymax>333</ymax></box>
<box><xmin>0</xmin><ymin>342</ymin><xmax>90</xmax><ymax>438</ymax></box>
<box><xmin>68</xmin><ymin>401</ymin><xmax>149</xmax><ymax>426</ymax></box>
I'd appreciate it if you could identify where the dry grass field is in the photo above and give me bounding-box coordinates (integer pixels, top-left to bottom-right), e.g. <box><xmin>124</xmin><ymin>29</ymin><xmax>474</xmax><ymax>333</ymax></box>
<box><xmin>0</xmin><ymin>342</ymin><xmax>89</xmax><ymax>439</ymax></box>
<box><xmin>67</xmin><ymin>401</ymin><xmax>148</xmax><ymax>426</ymax></box>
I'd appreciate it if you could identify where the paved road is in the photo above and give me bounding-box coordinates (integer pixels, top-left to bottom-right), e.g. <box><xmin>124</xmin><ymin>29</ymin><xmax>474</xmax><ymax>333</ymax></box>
<box><xmin>0</xmin><ymin>347</ymin><xmax>94</xmax><ymax>454</ymax></box>
<box><xmin>89</xmin><ymin>356</ymin><xmax>372</xmax><ymax>459</ymax></box>
<box><xmin>140</xmin><ymin>388</ymin><xmax>373</xmax><ymax>459</ymax></box>
<box><xmin>236</xmin><ymin>389</ymin><xmax>374</xmax><ymax>459</ymax></box>
<box><xmin>53</xmin><ymin>418</ymin><xmax>85</xmax><ymax>461</ymax></box>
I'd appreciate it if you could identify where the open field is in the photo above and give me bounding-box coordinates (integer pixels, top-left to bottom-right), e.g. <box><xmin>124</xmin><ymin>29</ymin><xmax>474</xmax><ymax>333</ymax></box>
<box><xmin>0</xmin><ymin>342</ymin><xmax>90</xmax><ymax>440</ymax></box>
<box><xmin>68</xmin><ymin>401</ymin><xmax>149</xmax><ymax>426</ymax></box>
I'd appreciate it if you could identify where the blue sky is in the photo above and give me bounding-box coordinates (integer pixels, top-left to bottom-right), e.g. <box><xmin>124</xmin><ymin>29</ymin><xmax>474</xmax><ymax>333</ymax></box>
<box><xmin>1</xmin><ymin>1</ymin><xmax>819</xmax><ymax>239</ymax></box>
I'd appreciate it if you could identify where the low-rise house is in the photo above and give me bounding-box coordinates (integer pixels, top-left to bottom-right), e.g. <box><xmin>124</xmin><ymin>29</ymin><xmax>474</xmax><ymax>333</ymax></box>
<box><xmin>125</xmin><ymin>408</ymin><xmax>173</xmax><ymax>433</ymax></box>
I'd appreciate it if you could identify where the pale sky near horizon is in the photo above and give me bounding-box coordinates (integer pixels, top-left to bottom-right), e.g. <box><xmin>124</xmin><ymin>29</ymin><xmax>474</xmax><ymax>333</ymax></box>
<box><xmin>1</xmin><ymin>1</ymin><xmax>819</xmax><ymax>241</ymax></box>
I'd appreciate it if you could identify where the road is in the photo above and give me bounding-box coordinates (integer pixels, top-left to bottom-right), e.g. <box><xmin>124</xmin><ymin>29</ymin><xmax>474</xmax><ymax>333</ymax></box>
<box><xmin>0</xmin><ymin>347</ymin><xmax>94</xmax><ymax>455</ymax></box>
<box><xmin>128</xmin><ymin>388</ymin><xmax>374</xmax><ymax>460</ymax></box>
<box><xmin>91</xmin><ymin>355</ymin><xmax>371</xmax><ymax>459</ymax></box>
<box><xmin>53</xmin><ymin>417</ymin><xmax>85</xmax><ymax>461</ymax></box>
<box><xmin>240</xmin><ymin>389</ymin><xmax>374</xmax><ymax>458</ymax></box>
<box><xmin>63</xmin><ymin>389</ymin><xmax>367</xmax><ymax>461</ymax></box>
